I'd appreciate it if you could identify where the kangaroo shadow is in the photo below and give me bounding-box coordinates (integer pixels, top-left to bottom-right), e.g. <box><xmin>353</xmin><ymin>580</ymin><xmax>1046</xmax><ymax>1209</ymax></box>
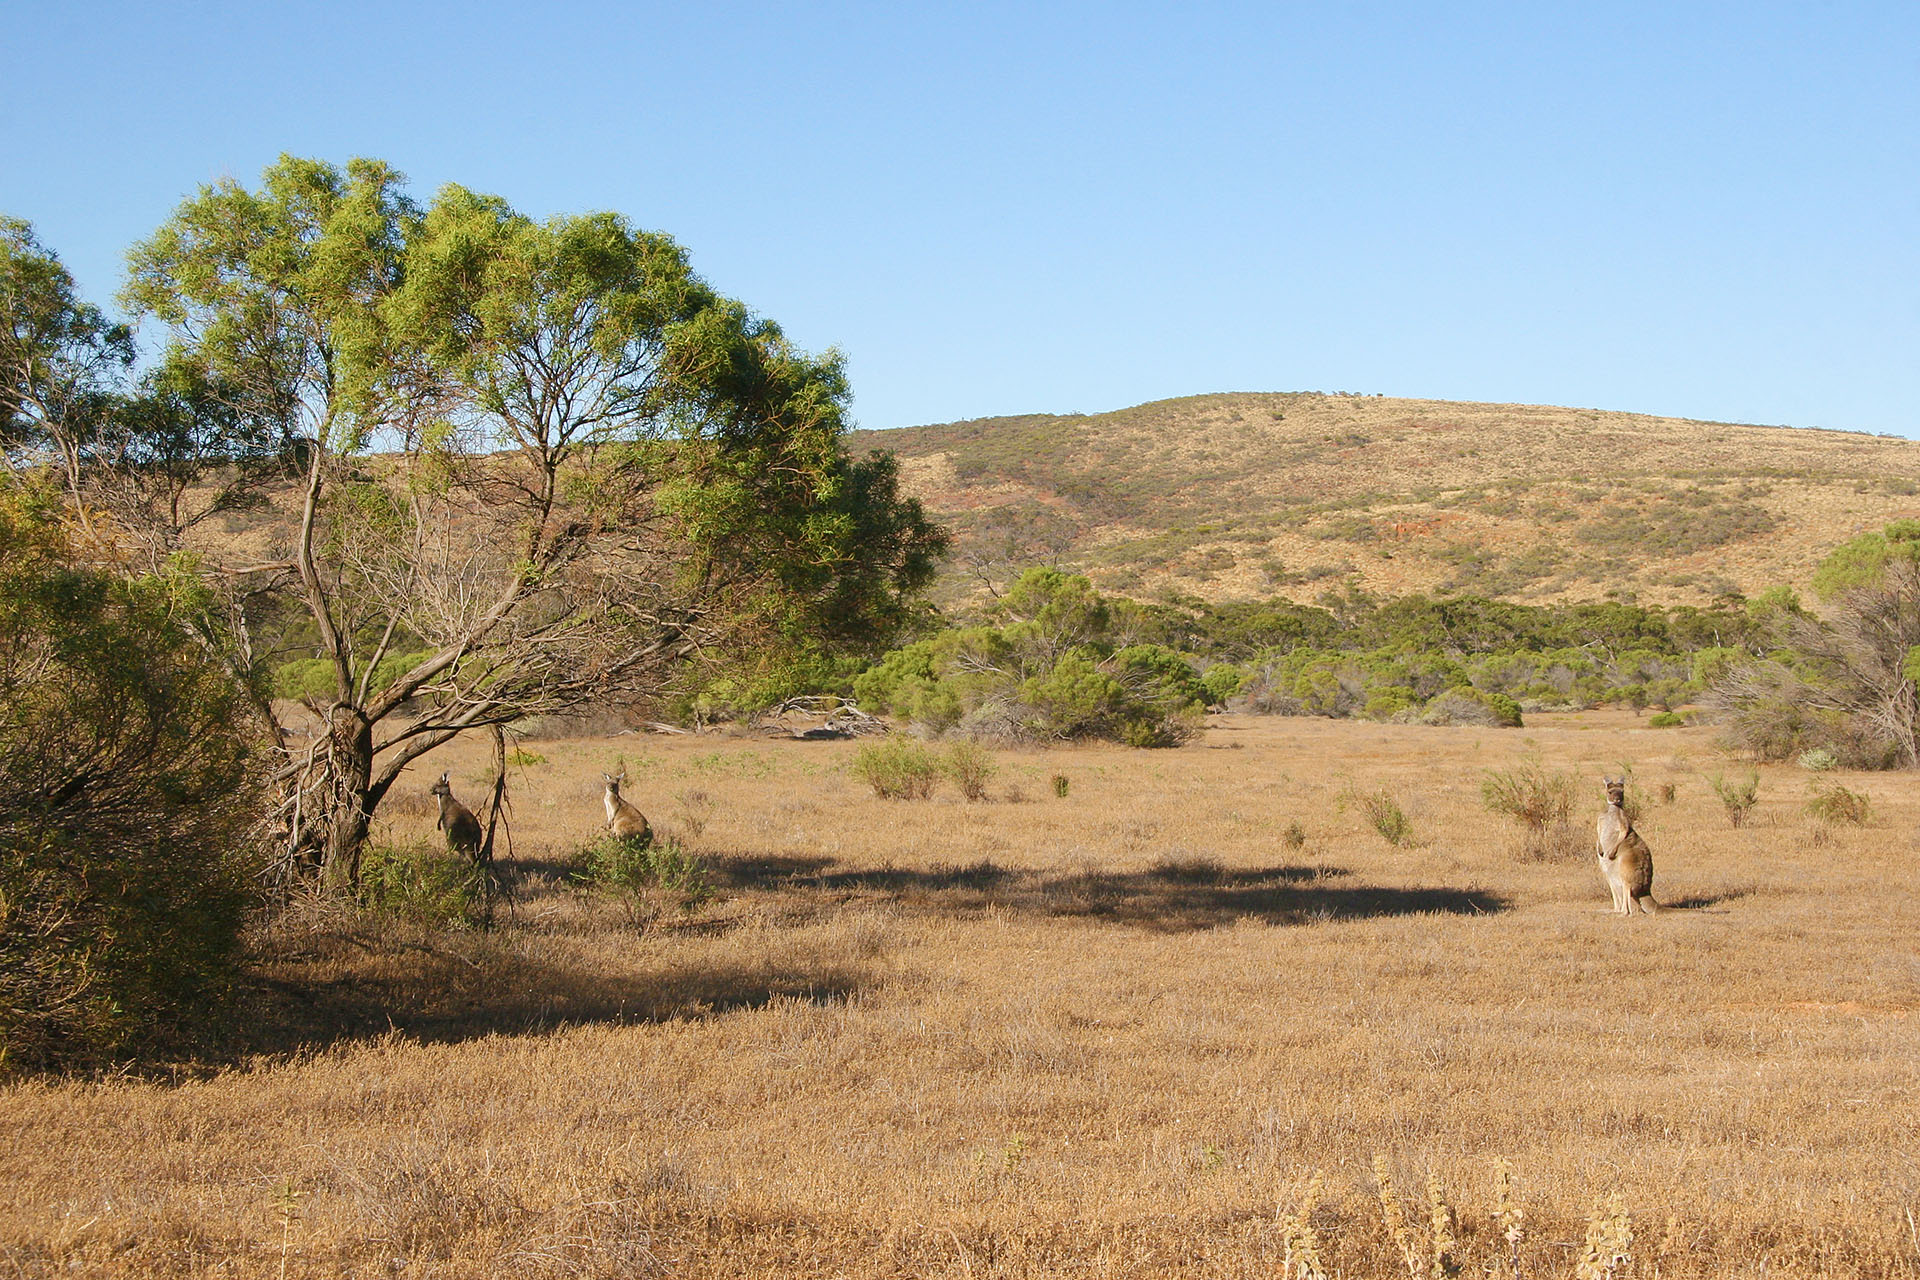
<box><xmin>708</xmin><ymin>854</ymin><xmax>1507</xmax><ymax>933</ymax></box>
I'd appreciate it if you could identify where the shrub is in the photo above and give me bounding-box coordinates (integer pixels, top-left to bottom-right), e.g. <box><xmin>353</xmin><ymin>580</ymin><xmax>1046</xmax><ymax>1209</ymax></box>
<box><xmin>1423</xmin><ymin>686</ymin><xmax>1523</xmax><ymax>728</ymax></box>
<box><xmin>1347</xmin><ymin>787</ymin><xmax>1415</xmax><ymax>847</ymax></box>
<box><xmin>1806</xmin><ymin>783</ymin><xmax>1870</xmax><ymax>826</ymax></box>
<box><xmin>1709</xmin><ymin>771</ymin><xmax>1761</xmax><ymax>828</ymax></box>
<box><xmin>360</xmin><ymin>842</ymin><xmax>489</xmax><ymax>928</ymax></box>
<box><xmin>1199</xmin><ymin>662</ymin><xmax>1247</xmax><ymax>706</ymax></box>
<box><xmin>851</xmin><ymin>739</ymin><xmax>941</xmax><ymax>799</ymax></box>
<box><xmin>0</xmin><ymin>486</ymin><xmax>258</xmax><ymax>1072</ymax></box>
<box><xmin>1648</xmin><ymin>711</ymin><xmax>1686</xmax><ymax>728</ymax></box>
<box><xmin>943</xmin><ymin>742</ymin><xmax>997</xmax><ymax>802</ymax></box>
<box><xmin>1797</xmin><ymin>748</ymin><xmax>1839</xmax><ymax>772</ymax></box>
<box><xmin>578</xmin><ymin>835</ymin><xmax>712</xmax><ymax>931</ymax></box>
<box><xmin>1051</xmin><ymin>773</ymin><xmax>1070</xmax><ymax>798</ymax></box>
<box><xmin>1481</xmin><ymin>763</ymin><xmax>1580</xmax><ymax>860</ymax></box>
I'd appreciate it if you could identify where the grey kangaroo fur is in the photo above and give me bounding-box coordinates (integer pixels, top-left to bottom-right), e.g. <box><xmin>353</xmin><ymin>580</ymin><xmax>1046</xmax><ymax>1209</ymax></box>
<box><xmin>1595</xmin><ymin>776</ymin><xmax>1660</xmax><ymax>915</ymax></box>
<box><xmin>429</xmin><ymin>771</ymin><xmax>484</xmax><ymax>860</ymax></box>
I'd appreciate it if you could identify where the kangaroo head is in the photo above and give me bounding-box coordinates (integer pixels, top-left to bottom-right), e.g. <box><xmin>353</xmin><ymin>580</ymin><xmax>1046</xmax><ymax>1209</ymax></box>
<box><xmin>430</xmin><ymin>771</ymin><xmax>452</xmax><ymax>798</ymax></box>
<box><xmin>601</xmin><ymin>770</ymin><xmax>623</xmax><ymax>798</ymax></box>
<box><xmin>1604</xmin><ymin>776</ymin><xmax>1627</xmax><ymax>806</ymax></box>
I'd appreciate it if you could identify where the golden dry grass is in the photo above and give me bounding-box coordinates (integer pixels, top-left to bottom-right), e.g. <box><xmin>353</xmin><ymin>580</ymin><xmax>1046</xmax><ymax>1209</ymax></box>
<box><xmin>5</xmin><ymin>712</ymin><xmax>1920</xmax><ymax>1277</ymax></box>
<box><xmin>867</xmin><ymin>392</ymin><xmax>1920</xmax><ymax>607</ymax></box>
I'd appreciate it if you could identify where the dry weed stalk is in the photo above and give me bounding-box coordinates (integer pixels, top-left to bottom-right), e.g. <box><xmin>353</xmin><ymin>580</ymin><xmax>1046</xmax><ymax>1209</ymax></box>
<box><xmin>1276</xmin><ymin>1171</ymin><xmax>1329</xmax><ymax>1280</ymax></box>
<box><xmin>1576</xmin><ymin>1189</ymin><xmax>1634</xmax><ymax>1280</ymax></box>
<box><xmin>1372</xmin><ymin>1154</ymin><xmax>1425</xmax><ymax>1278</ymax></box>
<box><xmin>1426</xmin><ymin>1174</ymin><xmax>1459</xmax><ymax>1278</ymax></box>
<box><xmin>1492</xmin><ymin>1157</ymin><xmax>1525</xmax><ymax>1280</ymax></box>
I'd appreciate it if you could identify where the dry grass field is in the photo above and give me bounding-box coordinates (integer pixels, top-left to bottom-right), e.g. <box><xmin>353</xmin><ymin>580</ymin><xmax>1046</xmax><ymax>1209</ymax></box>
<box><xmin>5</xmin><ymin>712</ymin><xmax>1919</xmax><ymax>1278</ymax></box>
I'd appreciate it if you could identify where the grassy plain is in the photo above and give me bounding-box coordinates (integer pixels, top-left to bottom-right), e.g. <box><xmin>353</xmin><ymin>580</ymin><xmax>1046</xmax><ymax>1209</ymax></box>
<box><xmin>4</xmin><ymin>712</ymin><xmax>1918</xmax><ymax>1277</ymax></box>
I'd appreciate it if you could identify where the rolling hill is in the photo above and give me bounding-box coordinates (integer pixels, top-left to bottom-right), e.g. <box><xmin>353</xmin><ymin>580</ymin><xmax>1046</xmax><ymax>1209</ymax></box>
<box><xmin>850</xmin><ymin>392</ymin><xmax>1920</xmax><ymax>610</ymax></box>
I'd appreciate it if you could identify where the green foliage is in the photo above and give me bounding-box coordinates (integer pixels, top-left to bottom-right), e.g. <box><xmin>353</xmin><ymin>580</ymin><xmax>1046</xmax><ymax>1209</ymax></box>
<box><xmin>1051</xmin><ymin>774</ymin><xmax>1070</xmax><ymax>798</ymax></box>
<box><xmin>1797</xmin><ymin>748</ymin><xmax>1839</xmax><ymax>772</ymax></box>
<box><xmin>272</xmin><ymin>649</ymin><xmax>430</xmax><ymax>703</ymax></box>
<box><xmin>1481</xmin><ymin>762</ymin><xmax>1577</xmax><ymax>859</ymax></box>
<box><xmin>1346</xmin><ymin>787</ymin><xmax>1415</xmax><ymax>847</ymax></box>
<box><xmin>1647</xmin><ymin>711</ymin><xmax>1686</xmax><ymax>728</ymax></box>
<box><xmin>1424</xmin><ymin>686</ymin><xmax>1523</xmax><ymax>727</ymax></box>
<box><xmin>119</xmin><ymin>155</ymin><xmax>948</xmax><ymax>885</ymax></box>
<box><xmin>1709</xmin><ymin>771</ymin><xmax>1761</xmax><ymax>828</ymax></box>
<box><xmin>1199</xmin><ymin>662</ymin><xmax>1248</xmax><ymax>706</ymax></box>
<box><xmin>0</xmin><ymin>485</ymin><xmax>257</xmax><ymax>1071</ymax></box>
<box><xmin>359</xmin><ymin>842</ymin><xmax>488</xmax><ymax>928</ymax></box>
<box><xmin>942</xmin><ymin>742</ymin><xmax>997</xmax><ymax>802</ymax></box>
<box><xmin>850</xmin><ymin>739</ymin><xmax>942</xmax><ymax>799</ymax></box>
<box><xmin>855</xmin><ymin>570</ymin><xmax>1205</xmax><ymax>747</ymax></box>
<box><xmin>1810</xmin><ymin>521</ymin><xmax>1920</xmax><ymax>601</ymax></box>
<box><xmin>1805</xmin><ymin>783</ymin><xmax>1871</xmax><ymax>826</ymax></box>
<box><xmin>577</xmin><ymin>835</ymin><xmax>712</xmax><ymax>931</ymax></box>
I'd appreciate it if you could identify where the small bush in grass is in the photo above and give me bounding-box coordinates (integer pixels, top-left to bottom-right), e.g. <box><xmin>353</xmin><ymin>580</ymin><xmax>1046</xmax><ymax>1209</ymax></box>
<box><xmin>1648</xmin><ymin>711</ymin><xmax>1686</xmax><ymax>728</ymax></box>
<box><xmin>1481</xmin><ymin>762</ymin><xmax>1580</xmax><ymax>860</ymax></box>
<box><xmin>1709</xmin><ymin>770</ymin><xmax>1760</xmax><ymax>827</ymax></box>
<box><xmin>579</xmin><ymin>835</ymin><xmax>711</xmax><ymax>931</ymax></box>
<box><xmin>850</xmin><ymin>739</ymin><xmax>941</xmax><ymax>799</ymax></box>
<box><xmin>1281</xmin><ymin>820</ymin><xmax>1307</xmax><ymax>850</ymax></box>
<box><xmin>1346</xmin><ymin>787</ymin><xmax>1415</xmax><ymax>847</ymax></box>
<box><xmin>1051</xmin><ymin>773</ymin><xmax>1070</xmax><ymax>798</ymax></box>
<box><xmin>1797</xmin><ymin>747</ymin><xmax>1839</xmax><ymax>772</ymax></box>
<box><xmin>943</xmin><ymin>742</ymin><xmax>997</xmax><ymax>801</ymax></box>
<box><xmin>1806</xmin><ymin>782</ymin><xmax>1870</xmax><ymax>826</ymax></box>
<box><xmin>360</xmin><ymin>842</ymin><xmax>489</xmax><ymax>929</ymax></box>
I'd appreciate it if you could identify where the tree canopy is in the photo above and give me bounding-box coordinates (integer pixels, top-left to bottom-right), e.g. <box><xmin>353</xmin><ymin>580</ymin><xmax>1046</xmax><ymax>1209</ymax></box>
<box><xmin>12</xmin><ymin>155</ymin><xmax>946</xmax><ymax>890</ymax></box>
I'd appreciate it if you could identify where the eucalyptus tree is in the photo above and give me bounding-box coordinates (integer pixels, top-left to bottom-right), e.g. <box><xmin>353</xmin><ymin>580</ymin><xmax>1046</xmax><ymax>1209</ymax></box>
<box><xmin>126</xmin><ymin>157</ymin><xmax>944</xmax><ymax>889</ymax></box>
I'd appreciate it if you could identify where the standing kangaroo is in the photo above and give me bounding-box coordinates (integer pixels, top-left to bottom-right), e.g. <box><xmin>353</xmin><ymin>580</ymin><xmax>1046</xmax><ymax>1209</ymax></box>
<box><xmin>601</xmin><ymin>769</ymin><xmax>653</xmax><ymax>846</ymax></box>
<box><xmin>429</xmin><ymin>771</ymin><xmax>483</xmax><ymax>861</ymax></box>
<box><xmin>1595</xmin><ymin>777</ymin><xmax>1659</xmax><ymax>915</ymax></box>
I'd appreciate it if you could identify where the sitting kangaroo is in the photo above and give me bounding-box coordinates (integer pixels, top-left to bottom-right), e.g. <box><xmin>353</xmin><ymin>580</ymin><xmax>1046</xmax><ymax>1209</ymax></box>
<box><xmin>1595</xmin><ymin>777</ymin><xmax>1659</xmax><ymax>915</ymax></box>
<box><xmin>601</xmin><ymin>768</ymin><xmax>653</xmax><ymax>846</ymax></box>
<box><xmin>430</xmin><ymin>771</ymin><xmax>483</xmax><ymax>860</ymax></box>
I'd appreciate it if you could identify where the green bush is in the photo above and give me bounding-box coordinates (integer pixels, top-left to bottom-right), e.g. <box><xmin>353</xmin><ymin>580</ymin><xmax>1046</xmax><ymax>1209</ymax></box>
<box><xmin>578</xmin><ymin>835</ymin><xmax>712</xmax><ymax>930</ymax></box>
<box><xmin>1648</xmin><ymin>711</ymin><xmax>1686</xmax><ymax>728</ymax></box>
<box><xmin>359</xmin><ymin>842</ymin><xmax>489</xmax><ymax>928</ymax></box>
<box><xmin>0</xmin><ymin>485</ymin><xmax>258</xmax><ymax>1072</ymax></box>
<box><xmin>851</xmin><ymin>739</ymin><xmax>942</xmax><ymax>799</ymax></box>
<box><xmin>1806</xmin><ymin>783</ymin><xmax>1870</xmax><ymax>826</ymax></box>
<box><xmin>1347</xmin><ymin>787</ymin><xmax>1415</xmax><ymax>847</ymax></box>
<box><xmin>853</xmin><ymin>571</ymin><xmax>1205</xmax><ymax>747</ymax></box>
<box><xmin>1797</xmin><ymin>748</ymin><xmax>1839</xmax><ymax>772</ymax></box>
<box><xmin>1423</xmin><ymin>686</ymin><xmax>1523</xmax><ymax>728</ymax></box>
<box><xmin>942</xmin><ymin>742</ymin><xmax>997</xmax><ymax>801</ymax></box>
<box><xmin>1709</xmin><ymin>771</ymin><xmax>1761</xmax><ymax>828</ymax></box>
<box><xmin>1481</xmin><ymin>762</ymin><xmax>1578</xmax><ymax>859</ymax></box>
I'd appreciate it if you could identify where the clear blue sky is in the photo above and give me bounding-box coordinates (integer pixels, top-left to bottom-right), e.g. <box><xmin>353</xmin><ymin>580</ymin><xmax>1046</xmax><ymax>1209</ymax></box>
<box><xmin>6</xmin><ymin>2</ymin><xmax>1916</xmax><ymax>434</ymax></box>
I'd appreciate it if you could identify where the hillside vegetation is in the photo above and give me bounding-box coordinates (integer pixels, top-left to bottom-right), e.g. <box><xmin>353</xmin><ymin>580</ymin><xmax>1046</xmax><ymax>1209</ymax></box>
<box><xmin>851</xmin><ymin>392</ymin><xmax>1920</xmax><ymax>608</ymax></box>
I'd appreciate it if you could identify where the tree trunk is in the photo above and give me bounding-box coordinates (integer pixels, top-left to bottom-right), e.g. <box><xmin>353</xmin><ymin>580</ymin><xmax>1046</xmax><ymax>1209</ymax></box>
<box><xmin>320</xmin><ymin>706</ymin><xmax>375</xmax><ymax>893</ymax></box>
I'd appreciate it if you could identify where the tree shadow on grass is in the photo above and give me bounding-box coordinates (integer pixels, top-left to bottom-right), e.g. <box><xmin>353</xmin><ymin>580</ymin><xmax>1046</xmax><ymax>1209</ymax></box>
<box><xmin>706</xmin><ymin>853</ymin><xmax>1508</xmax><ymax>933</ymax></box>
<box><xmin>225</xmin><ymin>929</ymin><xmax>866</xmax><ymax>1063</ymax></box>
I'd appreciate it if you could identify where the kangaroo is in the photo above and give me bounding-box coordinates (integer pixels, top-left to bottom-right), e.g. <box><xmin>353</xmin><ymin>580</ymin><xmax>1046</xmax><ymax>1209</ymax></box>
<box><xmin>429</xmin><ymin>771</ymin><xmax>483</xmax><ymax>861</ymax></box>
<box><xmin>601</xmin><ymin>769</ymin><xmax>653</xmax><ymax>846</ymax></box>
<box><xmin>1595</xmin><ymin>777</ymin><xmax>1659</xmax><ymax>915</ymax></box>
